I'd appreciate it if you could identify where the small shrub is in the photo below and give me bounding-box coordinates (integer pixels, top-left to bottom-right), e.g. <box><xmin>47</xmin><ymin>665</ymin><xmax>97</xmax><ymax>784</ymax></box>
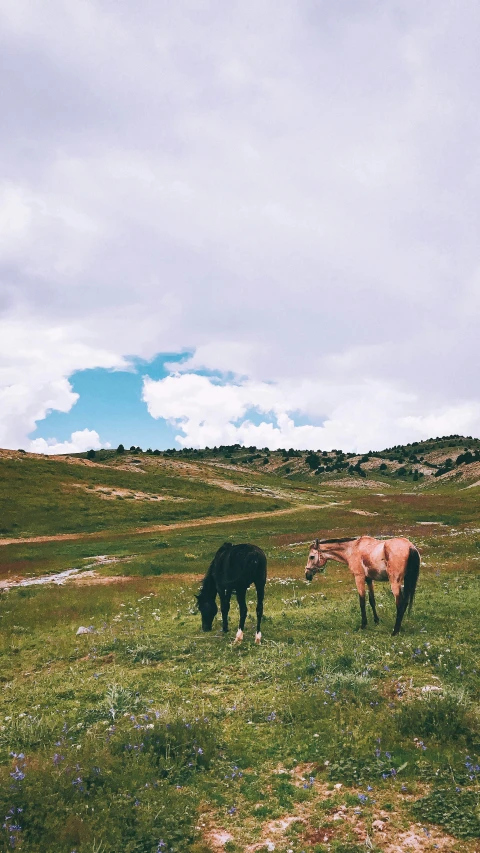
<box><xmin>396</xmin><ymin>690</ymin><xmax>477</xmax><ymax>743</ymax></box>
<box><xmin>412</xmin><ymin>788</ymin><xmax>480</xmax><ymax>838</ymax></box>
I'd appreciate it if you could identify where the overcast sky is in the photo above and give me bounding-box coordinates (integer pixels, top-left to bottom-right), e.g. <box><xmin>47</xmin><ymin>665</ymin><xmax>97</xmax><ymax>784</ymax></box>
<box><xmin>1</xmin><ymin>0</ymin><xmax>480</xmax><ymax>453</ymax></box>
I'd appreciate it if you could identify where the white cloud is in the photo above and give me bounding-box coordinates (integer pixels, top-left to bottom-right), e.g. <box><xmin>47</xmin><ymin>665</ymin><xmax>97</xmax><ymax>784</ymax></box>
<box><xmin>142</xmin><ymin>373</ymin><xmax>480</xmax><ymax>452</ymax></box>
<box><xmin>0</xmin><ymin>317</ymin><xmax>127</xmax><ymax>449</ymax></box>
<box><xmin>28</xmin><ymin>428</ymin><xmax>106</xmax><ymax>455</ymax></box>
<box><xmin>0</xmin><ymin>1</ymin><xmax>480</xmax><ymax>449</ymax></box>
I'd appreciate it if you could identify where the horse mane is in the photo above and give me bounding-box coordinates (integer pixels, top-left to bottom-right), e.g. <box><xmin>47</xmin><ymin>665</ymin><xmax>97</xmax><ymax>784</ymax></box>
<box><xmin>318</xmin><ymin>537</ymin><xmax>358</xmax><ymax>544</ymax></box>
<box><xmin>197</xmin><ymin>543</ymin><xmax>233</xmax><ymax>602</ymax></box>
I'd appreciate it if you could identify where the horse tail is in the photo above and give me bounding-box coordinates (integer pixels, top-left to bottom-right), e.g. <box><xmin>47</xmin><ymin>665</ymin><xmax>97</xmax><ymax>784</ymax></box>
<box><xmin>404</xmin><ymin>547</ymin><xmax>420</xmax><ymax>613</ymax></box>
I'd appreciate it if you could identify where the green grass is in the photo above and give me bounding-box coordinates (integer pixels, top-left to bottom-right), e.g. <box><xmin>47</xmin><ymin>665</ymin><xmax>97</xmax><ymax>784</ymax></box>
<box><xmin>1</xmin><ymin>453</ymin><xmax>479</xmax><ymax>850</ymax></box>
<box><xmin>0</xmin><ymin>454</ymin><xmax>289</xmax><ymax>539</ymax></box>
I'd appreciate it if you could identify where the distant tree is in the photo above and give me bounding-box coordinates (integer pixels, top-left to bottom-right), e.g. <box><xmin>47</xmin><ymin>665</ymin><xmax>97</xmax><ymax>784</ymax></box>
<box><xmin>263</xmin><ymin>457</ymin><xmax>269</xmax><ymax>465</ymax></box>
<box><xmin>305</xmin><ymin>452</ymin><xmax>320</xmax><ymax>470</ymax></box>
<box><xmin>116</xmin><ymin>444</ymin><xmax>125</xmax><ymax>454</ymax></box>
<box><xmin>413</xmin><ymin>470</ymin><xmax>419</xmax><ymax>481</ymax></box>
<box><xmin>153</xmin><ymin>449</ymin><xmax>160</xmax><ymax>456</ymax></box>
<box><xmin>456</xmin><ymin>451</ymin><xmax>473</xmax><ymax>465</ymax></box>
<box><xmin>379</xmin><ymin>463</ymin><xmax>387</xmax><ymax>471</ymax></box>
<box><xmin>130</xmin><ymin>446</ymin><xmax>136</xmax><ymax>451</ymax></box>
<box><xmin>284</xmin><ymin>466</ymin><xmax>291</xmax><ymax>474</ymax></box>
<box><xmin>87</xmin><ymin>449</ymin><xmax>96</xmax><ymax>460</ymax></box>
<box><xmin>397</xmin><ymin>466</ymin><xmax>407</xmax><ymax>476</ymax></box>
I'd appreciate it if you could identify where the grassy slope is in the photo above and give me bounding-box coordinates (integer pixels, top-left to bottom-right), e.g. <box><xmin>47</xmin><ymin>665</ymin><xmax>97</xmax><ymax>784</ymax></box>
<box><xmin>0</xmin><ymin>449</ymin><xmax>479</xmax><ymax>851</ymax></box>
<box><xmin>0</xmin><ymin>453</ymin><xmax>290</xmax><ymax>540</ymax></box>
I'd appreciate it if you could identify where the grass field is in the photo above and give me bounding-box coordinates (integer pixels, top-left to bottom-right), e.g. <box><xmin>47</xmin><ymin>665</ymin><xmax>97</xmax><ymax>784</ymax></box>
<box><xmin>0</xmin><ymin>450</ymin><xmax>479</xmax><ymax>852</ymax></box>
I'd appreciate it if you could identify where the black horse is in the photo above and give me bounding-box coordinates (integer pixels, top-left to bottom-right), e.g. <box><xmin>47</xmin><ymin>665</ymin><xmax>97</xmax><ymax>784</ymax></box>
<box><xmin>197</xmin><ymin>543</ymin><xmax>267</xmax><ymax>644</ymax></box>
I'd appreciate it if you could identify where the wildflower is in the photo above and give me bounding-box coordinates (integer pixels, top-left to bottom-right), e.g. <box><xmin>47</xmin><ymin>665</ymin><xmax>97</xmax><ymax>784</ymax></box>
<box><xmin>9</xmin><ymin>768</ymin><xmax>25</xmax><ymax>782</ymax></box>
<box><xmin>358</xmin><ymin>794</ymin><xmax>367</xmax><ymax>803</ymax></box>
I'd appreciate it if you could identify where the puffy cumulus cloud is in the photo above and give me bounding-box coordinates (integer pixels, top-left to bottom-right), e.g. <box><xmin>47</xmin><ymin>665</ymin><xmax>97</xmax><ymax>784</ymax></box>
<box><xmin>0</xmin><ymin>317</ymin><xmax>127</xmax><ymax>449</ymax></box>
<box><xmin>1</xmin><ymin>1</ymin><xmax>480</xmax><ymax>448</ymax></box>
<box><xmin>142</xmin><ymin>373</ymin><xmax>480</xmax><ymax>452</ymax></box>
<box><xmin>29</xmin><ymin>428</ymin><xmax>106</xmax><ymax>455</ymax></box>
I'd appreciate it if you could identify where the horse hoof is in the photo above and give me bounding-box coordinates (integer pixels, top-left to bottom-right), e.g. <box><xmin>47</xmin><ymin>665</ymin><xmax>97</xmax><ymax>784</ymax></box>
<box><xmin>255</xmin><ymin>632</ymin><xmax>262</xmax><ymax>645</ymax></box>
<box><xmin>234</xmin><ymin>629</ymin><xmax>243</xmax><ymax>644</ymax></box>
<box><xmin>361</xmin><ymin>624</ymin><xmax>367</xmax><ymax>630</ymax></box>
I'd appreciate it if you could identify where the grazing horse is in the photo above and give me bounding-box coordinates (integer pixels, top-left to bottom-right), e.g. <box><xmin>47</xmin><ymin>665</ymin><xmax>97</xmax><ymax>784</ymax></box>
<box><xmin>197</xmin><ymin>543</ymin><xmax>267</xmax><ymax>644</ymax></box>
<box><xmin>305</xmin><ymin>536</ymin><xmax>420</xmax><ymax>635</ymax></box>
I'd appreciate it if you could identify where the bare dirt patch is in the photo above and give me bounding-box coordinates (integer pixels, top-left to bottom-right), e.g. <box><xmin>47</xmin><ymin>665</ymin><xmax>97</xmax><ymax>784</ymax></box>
<box><xmin>383</xmin><ymin>823</ymin><xmax>460</xmax><ymax>852</ymax></box>
<box><xmin>70</xmin><ymin>572</ymin><xmax>133</xmax><ymax>586</ymax></box>
<box><xmin>323</xmin><ymin>477</ymin><xmax>393</xmax><ymax>488</ymax></box>
<box><xmin>70</xmin><ymin>483</ymin><xmax>187</xmax><ymax>502</ymax></box>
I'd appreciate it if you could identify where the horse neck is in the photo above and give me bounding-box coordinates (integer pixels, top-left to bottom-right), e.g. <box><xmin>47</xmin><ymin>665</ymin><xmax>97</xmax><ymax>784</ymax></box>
<box><xmin>320</xmin><ymin>543</ymin><xmax>351</xmax><ymax>564</ymax></box>
<box><xmin>198</xmin><ymin>567</ymin><xmax>216</xmax><ymax>602</ymax></box>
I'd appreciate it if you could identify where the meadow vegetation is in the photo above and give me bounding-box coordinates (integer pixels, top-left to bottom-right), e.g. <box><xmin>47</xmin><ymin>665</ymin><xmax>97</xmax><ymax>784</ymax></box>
<box><xmin>0</xmin><ymin>443</ymin><xmax>479</xmax><ymax>852</ymax></box>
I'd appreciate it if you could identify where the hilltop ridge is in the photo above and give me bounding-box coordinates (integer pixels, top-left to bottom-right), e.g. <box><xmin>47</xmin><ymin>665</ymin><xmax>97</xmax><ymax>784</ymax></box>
<box><xmin>57</xmin><ymin>433</ymin><xmax>480</xmax><ymax>485</ymax></box>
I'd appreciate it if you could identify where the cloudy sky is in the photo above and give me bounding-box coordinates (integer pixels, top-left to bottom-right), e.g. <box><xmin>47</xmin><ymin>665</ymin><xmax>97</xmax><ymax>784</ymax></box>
<box><xmin>1</xmin><ymin>0</ymin><xmax>479</xmax><ymax>454</ymax></box>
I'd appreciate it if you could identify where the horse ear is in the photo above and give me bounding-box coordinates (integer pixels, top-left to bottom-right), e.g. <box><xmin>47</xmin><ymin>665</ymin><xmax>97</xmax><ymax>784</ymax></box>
<box><xmin>314</xmin><ymin>538</ymin><xmax>319</xmax><ymax>548</ymax></box>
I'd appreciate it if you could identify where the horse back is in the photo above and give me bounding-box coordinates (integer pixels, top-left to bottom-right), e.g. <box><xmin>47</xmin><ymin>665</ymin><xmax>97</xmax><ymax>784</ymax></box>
<box><xmin>215</xmin><ymin>543</ymin><xmax>266</xmax><ymax>589</ymax></box>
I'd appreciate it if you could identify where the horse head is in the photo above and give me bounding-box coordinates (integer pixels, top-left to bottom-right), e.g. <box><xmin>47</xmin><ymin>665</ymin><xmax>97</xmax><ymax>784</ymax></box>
<box><xmin>196</xmin><ymin>591</ymin><xmax>218</xmax><ymax>631</ymax></box>
<box><xmin>305</xmin><ymin>538</ymin><xmax>327</xmax><ymax>581</ymax></box>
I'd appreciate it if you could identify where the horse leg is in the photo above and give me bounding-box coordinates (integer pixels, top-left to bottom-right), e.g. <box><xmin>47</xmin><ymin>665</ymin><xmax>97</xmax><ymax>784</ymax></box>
<box><xmin>354</xmin><ymin>574</ymin><xmax>368</xmax><ymax>629</ymax></box>
<box><xmin>254</xmin><ymin>582</ymin><xmax>264</xmax><ymax>644</ymax></box>
<box><xmin>233</xmin><ymin>588</ymin><xmax>248</xmax><ymax>644</ymax></box>
<box><xmin>218</xmin><ymin>588</ymin><xmax>232</xmax><ymax>633</ymax></box>
<box><xmin>366</xmin><ymin>578</ymin><xmax>380</xmax><ymax>624</ymax></box>
<box><xmin>391</xmin><ymin>581</ymin><xmax>407</xmax><ymax>636</ymax></box>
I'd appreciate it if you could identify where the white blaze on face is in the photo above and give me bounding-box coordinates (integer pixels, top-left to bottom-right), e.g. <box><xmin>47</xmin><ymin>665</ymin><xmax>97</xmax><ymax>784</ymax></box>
<box><xmin>234</xmin><ymin>629</ymin><xmax>244</xmax><ymax>644</ymax></box>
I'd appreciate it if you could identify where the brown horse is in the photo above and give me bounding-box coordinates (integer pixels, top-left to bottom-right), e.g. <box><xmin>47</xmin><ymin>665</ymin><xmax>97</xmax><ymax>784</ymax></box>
<box><xmin>305</xmin><ymin>536</ymin><xmax>420</xmax><ymax>635</ymax></box>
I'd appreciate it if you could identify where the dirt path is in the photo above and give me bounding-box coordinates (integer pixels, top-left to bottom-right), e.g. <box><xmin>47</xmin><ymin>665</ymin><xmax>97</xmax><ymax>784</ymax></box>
<box><xmin>0</xmin><ymin>502</ymin><xmax>345</xmax><ymax>548</ymax></box>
